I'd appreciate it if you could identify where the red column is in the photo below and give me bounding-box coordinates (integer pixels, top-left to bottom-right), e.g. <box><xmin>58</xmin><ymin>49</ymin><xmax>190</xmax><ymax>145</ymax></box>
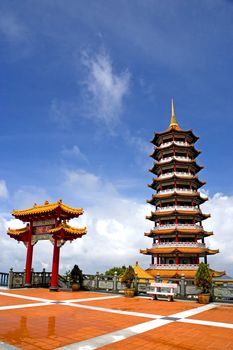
<box><xmin>25</xmin><ymin>222</ymin><xmax>33</xmax><ymax>287</ymax></box>
<box><xmin>176</xmin><ymin>254</ymin><xmax>179</xmax><ymax>264</ymax></box>
<box><xmin>50</xmin><ymin>237</ymin><xmax>60</xmax><ymax>291</ymax></box>
<box><xmin>176</xmin><ymin>233</ymin><xmax>179</xmax><ymax>242</ymax></box>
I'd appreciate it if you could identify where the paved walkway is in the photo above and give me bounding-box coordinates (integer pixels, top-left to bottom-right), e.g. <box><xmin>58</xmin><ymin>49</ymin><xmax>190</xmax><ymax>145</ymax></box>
<box><xmin>0</xmin><ymin>289</ymin><xmax>233</xmax><ymax>349</ymax></box>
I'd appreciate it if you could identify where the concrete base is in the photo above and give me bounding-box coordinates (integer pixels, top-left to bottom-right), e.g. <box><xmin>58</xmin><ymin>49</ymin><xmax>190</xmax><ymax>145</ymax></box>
<box><xmin>49</xmin><ymin>286</ymin><xmax>59</xmax><ymax>292</ymax></box>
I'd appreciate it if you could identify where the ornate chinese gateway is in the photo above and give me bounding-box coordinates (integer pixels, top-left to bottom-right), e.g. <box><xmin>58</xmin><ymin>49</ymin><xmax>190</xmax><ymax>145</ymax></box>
<box><xmin>7</xmin><ymin>199</ymin><xmax>87</xmax><ymax>290</ymax></box>
<box><xmin>141</xmin><ymin>101</ymin><xmax>224</xmax><ymax>279</ymax></box>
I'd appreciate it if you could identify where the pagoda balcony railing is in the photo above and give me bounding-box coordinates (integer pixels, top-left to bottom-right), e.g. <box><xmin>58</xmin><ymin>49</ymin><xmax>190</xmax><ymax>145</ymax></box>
<box><xmin>159</xmin><ymin>141</ymin><xmax>190</xmax><ymax>149</ymax></box>
<box><xmin>159</xmin><ymin>172</ymin><xmax>193</xmax><ymax>179</ymax></box>
<box><xmin>149</xmin><ymin>264</ymin><xmax>199</xmax><ymax>270</ymax></box>
<box><xmin>158</xmin><ymin>188</ymin><xmax>197</xmax><ymax>195</ymax></box>
<box><xmin>155</xmin><ymin>224</ymin><xmax>202</xmax><ymax>230</ymax></box>
<box><xmin>156</xmin><ymin>205</ymin><xmax>198</xmax><ymax>212</ymax></box>
<box><xmin>152</xmin><ymin>242</ymin><xmax>205</xmax><ymax>248</ymax></box>
<box><xmin>159</xmin><ymin>156</ymin><xmax>192</xmax><ymax>164</ymax></box>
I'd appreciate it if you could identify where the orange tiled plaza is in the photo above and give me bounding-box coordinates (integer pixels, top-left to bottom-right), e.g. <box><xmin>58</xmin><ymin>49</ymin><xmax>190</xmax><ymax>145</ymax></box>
<box><xmin>0</xmin><ymin>288</ymin><xmax>233</xmax><ymax>350</ymax></box>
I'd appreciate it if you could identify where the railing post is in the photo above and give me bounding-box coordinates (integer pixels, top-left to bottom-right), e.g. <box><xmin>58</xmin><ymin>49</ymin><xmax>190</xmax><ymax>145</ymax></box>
<box><xmin>134</xmin><ymin>273</ymin><xmax>138</xmax><ymax>295</ymax></box>
<box><xmin>180</xmin><ymin>274</ymin><xmax>186</xmax><ymax>298</ymax></box>
<box><xmin>23</xmin><ymin>269</ymin><xmax>26</xmax><ymax>287</ymax></box>
<box><xmin>95</xmin><ymin>272</ymin><xmax>99</xmax><ymax>290</ymax></box>
<box><xmin>8</xmin><ymin>268</ymin><xmax>14</xmax><ymax>289</ymax></box>
<box><xmin>113</xmin><ymin>271</ymin><xmax>118</xmax><ymax>292</ymax></box>
<box><xmin>156</xmin><ymin>273</ymin><xmax>160</xmax><ymax>283</ymax></box>
<box><xmin>42</xmin><ymin>268</ymin><xmax>46</xmax><ymax>287</ymax></box>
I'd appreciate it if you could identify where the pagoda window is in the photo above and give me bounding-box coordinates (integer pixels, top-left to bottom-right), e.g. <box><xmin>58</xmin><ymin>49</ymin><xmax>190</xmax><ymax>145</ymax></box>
<box><xmin>175</xmin><ymin>152</ymin><xmax>186</xmax><ymax>157</ymax></box>
<box><xmin>175</xmin><ymin>137</ymin><xmax>185</xmax><ymax>143</ymax></box>
<box><xmin>163</xmin><ymin>152</ymin><xmax>173</xmax><ymax>158</ymax></box>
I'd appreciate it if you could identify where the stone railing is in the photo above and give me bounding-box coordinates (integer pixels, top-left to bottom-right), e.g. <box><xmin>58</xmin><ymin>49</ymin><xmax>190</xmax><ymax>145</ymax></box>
<box><xmin>159</xmin><ymin>156</ymin><xmax>192</xmax><ymax>164</ymax></box>
<box><xmin>152</xmin><ymin>242</ymin><xmax>205</xmax><ymax>248</ymax></box>
<box><xmin>2</xmin><ymin>269</ymin><xmax>233</xmax><ymax>303</ymax></box>
<box><xmin>159</xmin><ymin>172</ymin><xmax>193</xmax><ymax>179</ymax></box>
<box><xmin>158</xmin><ymin>188</ymin><xmax>197</xmax><ymax>195</ymax></box>
<box><xmin>157</xmin><ymin>206</ymin><xmax>198</xmax><ymax>212</ymax></box>
<box><xmin>159</xmin><ymin>141</ymin><xmax>189</xmax><ymax>148</ymax></box>
<box><xmin>0</xmin><ymin>272</ymin><xmax>9</xmax><ymax>287</ymax></box>
<box><xmin>155</xmin><ymin>224</ymin><xmax>202</xmax><ymax>230</ymax></box>
<box><xmin>149</xmin><ymin>264</ymin><xmax>199</xmax><ymax>270</ymax></box>
<box><xmin>7</xmin><ymin>268</ymin><xmax>52</xmax><ymax>289</ymax></box>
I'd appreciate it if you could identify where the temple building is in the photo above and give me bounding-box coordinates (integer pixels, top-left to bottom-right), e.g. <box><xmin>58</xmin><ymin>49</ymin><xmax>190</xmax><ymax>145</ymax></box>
<box><xmin>7</xmin><ymin>199</ymin><xmax>87</xmax><ymax>290</ymax></box>
<box><xmin>141</xmin><ymin>101</ymin><xmax>223</xmax><ymax>279</ymax></box>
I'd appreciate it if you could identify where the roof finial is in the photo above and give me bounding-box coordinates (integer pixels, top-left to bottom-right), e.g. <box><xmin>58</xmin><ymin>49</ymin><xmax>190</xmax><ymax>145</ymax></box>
<box><xmin>169</xmin><ymin>98</ymin><xmax>180</xmax><ymax>129</ymax></box>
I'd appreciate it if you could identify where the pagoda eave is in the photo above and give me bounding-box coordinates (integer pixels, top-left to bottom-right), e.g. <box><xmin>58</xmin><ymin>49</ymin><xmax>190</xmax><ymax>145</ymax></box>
<box><xmin>151</xmin><ymin>129</ymin><xmax>199</xmax><ymax>146</ymax></box>
<box><xmin>141</xmin><ymin>247</ymin><xmax>219</xmax><ymax>255</ymax></box>
<box><xmin>144</xmin><ymin>229</ymin><xmax>213</xmax><ymax>237</ymax></box>
<box><xmin>146</xmin><ymin>211</ymin><xmax>210</xmax><ymax>221</ymax></box>
<box><xmin>146</xmin><ymin>269</ymin><xmax>198</xmax><ymax>279</ymax></box>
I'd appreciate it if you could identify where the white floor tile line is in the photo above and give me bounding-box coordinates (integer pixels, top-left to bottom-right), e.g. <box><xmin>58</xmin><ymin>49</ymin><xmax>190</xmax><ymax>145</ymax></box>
<box><xmin>64</xmin><ymin>302</ymin><xmax>163</xmax><ymax>319</ymax></box>
<box><xmin>65</xmin><ymin>295</ymin><xmax>122</xmax><ymax>303</ymax></box>
<box><xmin>57</xmin><ymin>302</ymin><xmax>232</xmax><ymax>350</ymax></box>
<box><xmin>170</xmin><ymin>302</ymin><xmax>217</xmax><ymax>319</ymax></box>
<box><xmin>179</xmin><ymin>318</ymin><xmax>233</xmax><ymax>329</ymax></box>
<box><xmin>0</xmin><ymin>302</ymin><xmax>51</xmax><ymax>311</ymax></box>
<box><xmin>56</xmin><ymin>318</ymin><xmax>174</xmax><ymax>350</ymax></box>
<box><xmin>0</xmin><ymin>291</ymin><xmax>54</xmax><ymax>303</ymax></box>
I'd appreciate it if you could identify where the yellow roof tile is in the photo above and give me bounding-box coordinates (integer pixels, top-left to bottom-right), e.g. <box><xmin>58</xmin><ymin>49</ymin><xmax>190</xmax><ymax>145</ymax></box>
<box><xmin>12</xmin><ymin>199</ymin><xmax>84</xmax><ymax>218</ymax></box>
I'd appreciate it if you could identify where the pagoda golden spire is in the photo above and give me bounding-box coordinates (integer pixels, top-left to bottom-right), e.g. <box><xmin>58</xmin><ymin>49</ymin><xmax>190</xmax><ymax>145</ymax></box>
<box><xmin>169</xmin><ymin>99</ymin><xmax>180</xmax><ymax>130</ymax></box>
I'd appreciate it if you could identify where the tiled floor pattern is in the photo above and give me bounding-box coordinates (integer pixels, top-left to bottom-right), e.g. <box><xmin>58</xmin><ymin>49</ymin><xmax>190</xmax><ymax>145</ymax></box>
<box><xmin>0</xmin><ymin>289</ymin><xmax>233</xmax><ymax>349</ymax></box>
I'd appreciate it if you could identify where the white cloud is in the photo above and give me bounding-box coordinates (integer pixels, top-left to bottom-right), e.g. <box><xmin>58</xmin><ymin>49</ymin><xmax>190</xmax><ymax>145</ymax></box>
<box><xmin>202</xmin><ymin>193</ymin><xmax>233</xmax><ymax>276</ymax></box>
<box><xmin>2</xmin><ymin>172</ymin><xmax>233</xmax><ymax>278</ymax></box>
<box><xmin>0</xmin><ymin>12</ymin><xmax>32</xmax><ymax>49</ymax></box>
<box><xmin>62</xmin><ymin>145</ymin><xmax>88</xmax><ymax>163</ymax></box>
<box><xmin>81</xmin><ymin>50</ymin><xmax>130</xmax><ymax>129</ymax></box>
<box><xmin>0</xmin><ymin>180</ymin><xmax>8</xmax><ymax>199</ymax></box>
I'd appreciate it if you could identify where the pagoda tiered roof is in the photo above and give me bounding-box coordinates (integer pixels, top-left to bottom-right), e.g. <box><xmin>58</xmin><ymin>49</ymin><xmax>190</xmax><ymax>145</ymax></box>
<box><xmin>12</xmin><ymin>199</ymin><xmax>84</xmax><ymax>221</ymax></box>
<box><xmin>146</xmin><ymin>210</ymin><xmax>210</xmax><ymax>221</ymax></box>
<box><xmin>151</xmin><ymin>144</ymin><xmax>201</xmax><ymax>160</ymax></box>
<box><xmin>149</xmin><ymin>175</ymin><xmax>206</xmax><ymax>189</ymax></box>
<box><xmin>146</xmin><ymin>268</ymin><xmax>225</xmax><ymax>279</ymax></box>
<box><xmin>145</xmin><ymin>227</ymin><xmax>213</xmax><ymax>238</ymax></box>
<box><xmin>141</xmin><ymin>247</ymin><xmax>219</xmax><ymax>256</ymax></box>
<box><xmin>147</xmin><ymin>192</ymin><xmax>208</xmax><ymax>205</ymax></box>
<box><xmin>149</xmin><ymin>158</ymin><xmax>204</xmax><ymax>174</ymax></box>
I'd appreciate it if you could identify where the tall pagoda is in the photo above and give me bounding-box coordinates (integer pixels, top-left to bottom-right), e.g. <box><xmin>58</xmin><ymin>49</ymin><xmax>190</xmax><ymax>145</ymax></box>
<box><xmin>141</xmin><ymin>101</ymin><xmax>220</xmax><ymax>279</ymax></box>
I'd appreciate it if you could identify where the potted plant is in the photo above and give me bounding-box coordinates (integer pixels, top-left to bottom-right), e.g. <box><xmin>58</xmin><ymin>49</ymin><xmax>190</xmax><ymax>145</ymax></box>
<box><xmin>195</xmin><ymin>262</ymin><xmax>212</xmax><ymax>304</ymax></box>
<box><xmin>121</xmin><ymin>265</ymin><xmax>136</xmax><ymax>297</ymax></box>
<box><xmin>70</xmin><ymin>265</ymin><xmax>83</xmax><ymax>292</ymax></box>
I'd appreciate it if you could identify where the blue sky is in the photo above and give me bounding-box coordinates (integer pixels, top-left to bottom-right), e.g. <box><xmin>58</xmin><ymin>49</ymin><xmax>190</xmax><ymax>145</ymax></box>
<box><xmin>0</xmin><ymin>1</ymin><xmax>233</xmax><ymax>275</ymax></box>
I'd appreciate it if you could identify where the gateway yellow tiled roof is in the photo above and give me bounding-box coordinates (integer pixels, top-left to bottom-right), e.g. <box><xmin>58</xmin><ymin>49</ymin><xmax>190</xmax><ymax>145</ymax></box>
<box><xmin>7</xmin><ymin>226</ymin><xmax>29</xmax><ymax>236</ymax></box>
<box><xmin>48</xmin><ymin>223</ymin><xmax>87</xmax><ymax>236</ymax></box>
<box><xmin>12</xmin><ymin>200</ymin><xmax>84</xmax><ymax>218</ymax></box>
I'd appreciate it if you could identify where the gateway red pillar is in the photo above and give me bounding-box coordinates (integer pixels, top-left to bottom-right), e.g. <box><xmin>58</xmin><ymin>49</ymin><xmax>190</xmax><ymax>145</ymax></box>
<box><xmin>25</xmin><ymin>222</ymin><xmax>33</xmax><ymax>287</ymax></box>
<box><xmin>50</xmin><ymin>237</ymin><xmax>60</xmax><ymax>291</ymax></box>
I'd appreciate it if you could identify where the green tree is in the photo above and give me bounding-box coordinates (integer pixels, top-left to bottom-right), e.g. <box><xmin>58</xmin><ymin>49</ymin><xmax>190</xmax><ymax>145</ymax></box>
<box><xmin>121</xmin><ymin>265</ymin><xmax>135</xmax><ymax>288</ymax></box>
<box><xmin>195</xmin><ymin>262</ymin><xmax>212</xmax><ymax>294</ymax></box>
<box><xmin>105</xmin><ymin>265</ymin><xmax>126</xmax><ymax>276</ymax></box>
